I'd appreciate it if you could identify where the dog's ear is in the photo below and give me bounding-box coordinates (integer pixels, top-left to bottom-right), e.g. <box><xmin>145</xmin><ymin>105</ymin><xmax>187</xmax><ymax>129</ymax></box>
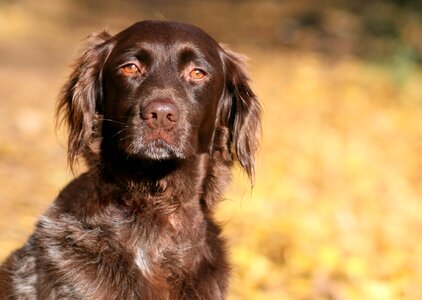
<box><xmin>57</xmin><ymin>31</ymin><xmax>113</xmax><ymax>170</ymax></box>
<box><xmin>217</xmin><ymin>47</ymin><xmax>261</xmax><ymax>183</ymax></box>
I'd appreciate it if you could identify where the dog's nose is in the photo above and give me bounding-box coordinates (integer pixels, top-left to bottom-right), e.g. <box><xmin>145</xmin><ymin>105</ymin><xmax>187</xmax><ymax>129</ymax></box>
<box><xmin>141</xmin><ymin>101</ymin><xmax>179</xmax><ymax>129</ymax></box>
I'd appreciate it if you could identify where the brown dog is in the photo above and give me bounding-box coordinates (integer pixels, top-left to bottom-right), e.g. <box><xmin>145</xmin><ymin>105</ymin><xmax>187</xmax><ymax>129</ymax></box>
<box><xmin>0</xmin><ymin>20</ymin><xmax>261</xmax><ymax>299</ymax></box>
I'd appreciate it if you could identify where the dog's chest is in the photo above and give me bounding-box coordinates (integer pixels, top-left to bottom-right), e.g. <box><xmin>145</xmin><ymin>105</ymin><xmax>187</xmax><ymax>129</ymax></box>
<box><xmin>129</xmin><ymin>211</ymin><xmax>207</xmax><ymax>279</ymax></box>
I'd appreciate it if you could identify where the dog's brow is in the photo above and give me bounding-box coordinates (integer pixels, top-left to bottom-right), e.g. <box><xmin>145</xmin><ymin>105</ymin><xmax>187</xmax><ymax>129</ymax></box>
<box><xmin>135</xmin><ymin>42</ymin><xmax>161</xmax><ymax>51</ymax></box>
<box><xmin>176</xmin><ymin>43</ymin><xmax>214</xmax><ymax>72</ymax></box>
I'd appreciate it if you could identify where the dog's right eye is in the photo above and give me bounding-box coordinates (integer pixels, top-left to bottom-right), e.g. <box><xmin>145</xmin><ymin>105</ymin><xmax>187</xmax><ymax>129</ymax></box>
<box><xmin>120</xmin><ymin>63</ymin><xmax>140</xmax><ymax>76</ymax></box>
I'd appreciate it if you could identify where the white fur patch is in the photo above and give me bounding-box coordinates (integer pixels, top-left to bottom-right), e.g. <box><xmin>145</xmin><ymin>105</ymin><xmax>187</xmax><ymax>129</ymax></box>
<box><xmin>134</xmin><ymin>247</ymin><xmax>150</xmax><ymax>274</ymax></box>
<box><xmin>12</xmin><ymin>253</ymin><xmax>37</xmax><ymax>299</ymax></box>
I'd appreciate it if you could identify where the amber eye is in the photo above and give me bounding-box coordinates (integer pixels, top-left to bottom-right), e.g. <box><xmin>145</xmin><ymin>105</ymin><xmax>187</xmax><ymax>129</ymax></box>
<box><xmin>121</xmin><ymin>63</ymin><xmax>140</xmax><ymax>76</ymax></box>
<box><xmin>189</xmin><ymin>68</ymin><xmax>206</xmax><ymax>80</ymax></box>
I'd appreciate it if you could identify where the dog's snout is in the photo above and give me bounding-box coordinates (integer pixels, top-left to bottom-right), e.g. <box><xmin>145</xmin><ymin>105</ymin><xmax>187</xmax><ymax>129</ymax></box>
<box><xmin>141</xmin><ymin>101</ymin><xmax>179</xmax><ymax>129</ymax></box>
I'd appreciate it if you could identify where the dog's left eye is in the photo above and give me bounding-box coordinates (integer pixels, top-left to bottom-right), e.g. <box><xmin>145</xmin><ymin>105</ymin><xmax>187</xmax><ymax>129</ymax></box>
<box><xmin>189</xmin><ymin>68</ymin><xmax>207</xmax><ymax>80</ymax></box>
<box><xmin>121</xmin><ymin>63</ymin><xmax>140</xmax><ymax>76</ymax></box>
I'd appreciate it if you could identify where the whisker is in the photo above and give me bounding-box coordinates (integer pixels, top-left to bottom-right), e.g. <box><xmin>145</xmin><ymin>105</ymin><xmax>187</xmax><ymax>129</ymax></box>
<box><xmin>101</xmin><ymin>118</ymin><xmax>126</xmax><ymax>125</ymax></box>
<box><xmin>111</xmin><ymin>127</ymin><xmax>129</xmax><ymax>139</ymax></box>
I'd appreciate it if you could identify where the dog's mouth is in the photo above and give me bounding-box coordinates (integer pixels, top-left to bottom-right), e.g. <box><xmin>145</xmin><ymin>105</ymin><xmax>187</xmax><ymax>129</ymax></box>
<box><xmin>144</xmin><ymin>129</ymin><xmax>175</xmax><ymax>145</ymax></box>
<box><xmin>141</xmin><ymin>140</ymin><xmax>183</xmax><ymax>160</ymax></box>
<box><xmin>140</xmin><ymin>131</ymin><xmax>181</xmax><ymax>159</ymax></box>
<box><xmin>120</xmin><ymin>126</ymin><xmax>187</xmax><ymax>161</ymax></box>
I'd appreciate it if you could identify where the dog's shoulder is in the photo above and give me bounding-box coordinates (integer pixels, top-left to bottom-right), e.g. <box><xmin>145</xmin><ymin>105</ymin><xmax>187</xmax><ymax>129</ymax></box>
<box><xmin>56</xmin><ymin>171</ymin><xmax>98</xmax><ymax>203</ymax></box>
<box><xmin>51</xmin><ymin>170</ymin><xmax>105</xmax><ymax>217</ymax></box>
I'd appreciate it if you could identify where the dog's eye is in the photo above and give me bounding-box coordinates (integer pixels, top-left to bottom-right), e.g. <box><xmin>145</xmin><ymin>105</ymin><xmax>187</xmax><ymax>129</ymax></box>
<box><xmin>189</xmin><ymin>68</ymin><xmax>207</xmax><ymax>80</ymax></box>
<box><xmin>121</xmin><ymin>63</ymin><xmax>140</xmax><ymax>76</ymax></box>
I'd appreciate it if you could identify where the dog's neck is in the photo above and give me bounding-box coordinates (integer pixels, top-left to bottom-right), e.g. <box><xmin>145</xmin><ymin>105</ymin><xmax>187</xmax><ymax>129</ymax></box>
<box><xmin>92</xmin><ymin>151</ymin><xmax>232</xmax><ymax>211</ymax></box>
<box><xmin>102</xmin><ymin>155</ymin><xmax>186</xmax><ymax>182</ymax></box>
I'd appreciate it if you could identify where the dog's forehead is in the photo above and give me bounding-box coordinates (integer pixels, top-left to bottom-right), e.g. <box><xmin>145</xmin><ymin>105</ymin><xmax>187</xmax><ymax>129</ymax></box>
<box><xmin>113</xmin><ymin>20</ymin><xmax>220</xmax><ymax>50</ymax></box>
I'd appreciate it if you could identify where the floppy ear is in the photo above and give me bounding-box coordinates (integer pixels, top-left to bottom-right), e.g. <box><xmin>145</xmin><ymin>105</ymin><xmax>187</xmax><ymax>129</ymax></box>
<box><xmin>57</xmin><ymin>31</ymin><xmax>113</xmax><ymax>170</ymax></box>
<box><xmin>217</xmin><ymin>47</ymin><xmax>261</xmax><ymax>182</ymax></box>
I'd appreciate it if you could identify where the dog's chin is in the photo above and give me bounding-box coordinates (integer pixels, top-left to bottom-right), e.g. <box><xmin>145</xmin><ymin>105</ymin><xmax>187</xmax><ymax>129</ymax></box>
<box><xmin>126</xmin><ymin>139</ymin><xmax>187</xmax><ymax>161</ymax></box>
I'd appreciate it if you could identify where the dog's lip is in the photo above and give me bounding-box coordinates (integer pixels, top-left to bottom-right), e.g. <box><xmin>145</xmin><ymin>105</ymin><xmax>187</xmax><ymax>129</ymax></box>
<box><xmin>144</xmin><ymin>129</ymin><xmax>175</xmax><ymax>144</ymax></box>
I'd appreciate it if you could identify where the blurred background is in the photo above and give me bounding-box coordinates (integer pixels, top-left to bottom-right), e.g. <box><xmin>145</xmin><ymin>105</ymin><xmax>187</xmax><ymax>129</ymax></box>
<box><xmin>1</xmin><ymin>0</ymin><xmax>422</xmax><ymax>299</ymax></box>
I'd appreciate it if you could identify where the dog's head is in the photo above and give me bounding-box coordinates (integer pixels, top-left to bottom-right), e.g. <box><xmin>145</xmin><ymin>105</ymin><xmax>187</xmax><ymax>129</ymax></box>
<box><xmin>58</xmin><ymin>20</ymin><xmax>261</xmax><ymax>180</ymax></box>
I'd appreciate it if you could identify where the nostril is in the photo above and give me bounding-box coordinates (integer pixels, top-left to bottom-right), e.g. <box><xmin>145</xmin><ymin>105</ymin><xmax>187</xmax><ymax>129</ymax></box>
<box><xmin>167</xmin><ymin>112</ymin><xmax>178</xmax><ymax>123</ymax></box>
<box><xmin>141</xmin><ymin>101</ymin><xmax>179</xmax><ymax>129</ymax></box>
